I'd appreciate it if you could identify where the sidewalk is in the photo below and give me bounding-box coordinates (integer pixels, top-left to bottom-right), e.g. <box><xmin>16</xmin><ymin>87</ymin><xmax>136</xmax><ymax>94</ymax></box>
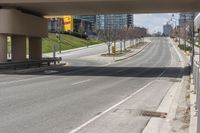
<box><xmin>43</xmin><ymin>37</ymin><xmax>151</xmax><ymax>59</ymax></box>
<box><xmin>79</xmin><ymin>41</ymin><xmax>151</xmax><ymax>65</ymax></box>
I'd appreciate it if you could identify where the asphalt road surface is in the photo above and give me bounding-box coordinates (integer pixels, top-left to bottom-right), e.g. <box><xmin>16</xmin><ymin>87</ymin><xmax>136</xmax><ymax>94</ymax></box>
<box><xmin>0</xmin><ymin>37</ymin><xmax>183</xmax><ymax>133</ymax></box>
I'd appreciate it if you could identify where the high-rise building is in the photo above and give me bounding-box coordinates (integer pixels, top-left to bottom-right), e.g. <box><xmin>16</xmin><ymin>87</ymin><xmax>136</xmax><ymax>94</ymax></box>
<box><xmin>127</xmin><ymin>14</ymin><xmax>134</xmax><ymax>28</ymax></box>
<box><xmin>179</xmin><ymin>13</ymin><xmax>195</xmax><ymax>26</ymax></box>
<box><xmin>163</xmin><ymin>23</ymin><xmax>173</xmax><ymax>36</ymax></box>
<box><xmin>194</xmin><ymin>13</ymin><xmax>200</xmax><ymax>32</ymax></box>
<box><xmin>74</xmin><ymin>15</ymin><xmax>96</xmax><ymax>32</ymax></box>
<box><xmin>96</xmin><ymin>14</ymin><xmax>130</xmax><ymax>30</ymax></box>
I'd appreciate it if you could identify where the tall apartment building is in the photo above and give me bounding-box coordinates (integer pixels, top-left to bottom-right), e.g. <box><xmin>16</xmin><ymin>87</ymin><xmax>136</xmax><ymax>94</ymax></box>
<box><xmin>74</xmin><ymin>15</ymin><xmax>96</xmax><ymax>32</ymax></box>
<box><xmin>96</xmin><ymin>14</ymin><xmax>133</xmax><ymax>30</ymax></box>
<box><xmin>127</xmin><ymin>14</ymin><xmax>134</xmax><ymax>28</ymax></box>
<box><xmin>179</xmin><ymin>13</ymin><xmax>196</xmax><ymax>26</ymax></box>
<box><xmin>163</xmin><ymin>23</ymin><xmax>173</xmax><ymax>36</ymax></box>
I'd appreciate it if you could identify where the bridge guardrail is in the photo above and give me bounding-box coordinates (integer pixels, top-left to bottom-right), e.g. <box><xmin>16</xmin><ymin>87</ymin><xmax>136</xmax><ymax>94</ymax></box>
<box><xmin>0</xmin><ymin>57</ymin><xmax>62</xmax><ymax>69</ymax></box>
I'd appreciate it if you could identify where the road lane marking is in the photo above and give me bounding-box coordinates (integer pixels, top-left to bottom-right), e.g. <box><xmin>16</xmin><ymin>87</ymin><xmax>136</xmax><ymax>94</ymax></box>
<box><xmin>0</xmin><ymin>76</ymin><xmax>47</xmax><ymax>85</ymax></box>
<box><xmin>0</xmin><ymin>68</ymin><xmax>93</xmax><ymax>85</ymax></box>
<box><xmin>67</xmin><ymin>66</ymin><xmax>168</xmax><ymax>133</ymax></box>
<box><xmin>71</xmin><ymin>79</ymin><xmax>92</xmax><ymax>86</ymax></box>
<box><xmin>67</xmin><ymin>81</ymin><xmax>154</xmax><ymax>133</ymax></box>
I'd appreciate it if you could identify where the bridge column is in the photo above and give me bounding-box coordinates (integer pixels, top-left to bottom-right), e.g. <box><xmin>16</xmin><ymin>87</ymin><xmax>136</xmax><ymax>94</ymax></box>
<box><xmin>0</xmin><ymin>34</ymin><xmax>7</xmax><ymax>63</ymax></box>
<box><xmin>29</xmin><ymin>37</ymin><xmax>42</xmax><ymax>60</ymax></box>
<box><xmin>11</xmin><ymin>36</ymin><xmax>27</xmax><ymax>62</ymax></box>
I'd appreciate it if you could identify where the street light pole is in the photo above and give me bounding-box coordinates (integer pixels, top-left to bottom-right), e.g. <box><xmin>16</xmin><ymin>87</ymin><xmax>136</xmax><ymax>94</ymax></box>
<box><xmin>191</xmin><ymin>14</ymin><xmax>195</xmax><ymax>71</ymax></box>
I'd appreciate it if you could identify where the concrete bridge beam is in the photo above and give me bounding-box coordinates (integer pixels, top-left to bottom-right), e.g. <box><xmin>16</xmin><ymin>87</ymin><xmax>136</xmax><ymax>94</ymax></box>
<box><xmin>11</xmin><ymin>36</ymin><xmax>27</xmax><ymax>62</ymax></box>
<box><xmin>0</xmin><ymin>9</ymin><xmax>48</xmax><ymax>63</ymax></box>
<box><xmin>29</xmin><ymin>37</ymin><xmax>42</xmax><ymax>60</ymax></box>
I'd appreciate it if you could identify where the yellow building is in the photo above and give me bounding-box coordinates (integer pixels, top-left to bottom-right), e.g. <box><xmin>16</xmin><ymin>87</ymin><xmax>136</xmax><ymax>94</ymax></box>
<box><xmin>63</xmin><ymin>16</ymin><xmax>74</xmax><ymax>32</ymax></box>
<box><xmin>46</xmin><ymin>16</ymin><xmax>74</xmax><ymax>32</ymax></box>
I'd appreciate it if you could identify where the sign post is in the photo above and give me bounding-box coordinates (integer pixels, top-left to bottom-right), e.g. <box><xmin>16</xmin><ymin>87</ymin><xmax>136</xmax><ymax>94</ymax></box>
<box><xmin>52</xmin><ymin>44</ymin><xmax>57</xmax><ymax>65</ymax></box>
<box><xmin>112</xmin><ymin>46</ymin><xmax>116</xmax><ymax>61</ymax></box>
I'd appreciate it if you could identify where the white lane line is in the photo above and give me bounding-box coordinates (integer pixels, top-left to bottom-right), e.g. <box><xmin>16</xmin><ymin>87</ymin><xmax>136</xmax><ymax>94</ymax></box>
<box><xmin>71</xmin><ymin>79</ymin><xmax>92</xmax><ymax>86</ymax></box>
<box><xmin>0</xmin><ymin>68</ymin><xmax>92</xmax><ymax>85</ymax></box>
<box><xmin>67</xmin><ymin>81</ymin><xmax>154</xmax><ymax>133</ymax></box>
<box><xmin>0</xmin><ymin>76</ymin><xmax>47</xmax><ymax>85</ymax></box>
<box><xmin>67</xmin><ymin>67</ymin><xmax>168</xmax><ymax>133</ymax></box>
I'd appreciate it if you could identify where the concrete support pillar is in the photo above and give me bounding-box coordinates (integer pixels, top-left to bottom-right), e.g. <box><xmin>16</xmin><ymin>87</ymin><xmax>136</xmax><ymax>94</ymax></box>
<box><xmin>11</xmin><ymin>36</ymin><xmax>26</xmax><ymax>62</ymax></box>
<box><xmin>0</xmin><ymin>34</ymin><xmax>7</xmax><ymax>63</ymax></box>
<box><xmin>29</xmin><ymin>37</ymin><xmax>42</xmax><ymax>60</ymax></box>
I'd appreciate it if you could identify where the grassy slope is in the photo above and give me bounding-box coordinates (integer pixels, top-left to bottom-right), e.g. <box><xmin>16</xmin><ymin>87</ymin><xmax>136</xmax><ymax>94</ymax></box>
<box><xmin>42</xmin><ymin>33</ymin><xmax>102</xmax><ymax>53</ymax></box>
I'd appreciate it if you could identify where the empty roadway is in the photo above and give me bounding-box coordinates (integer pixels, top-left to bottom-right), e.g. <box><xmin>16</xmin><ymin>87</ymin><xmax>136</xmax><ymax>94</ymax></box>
<box><xmin>0</xmin><ymin>37</ymin><xmax>183</xmax><ymax>133</ymax></box>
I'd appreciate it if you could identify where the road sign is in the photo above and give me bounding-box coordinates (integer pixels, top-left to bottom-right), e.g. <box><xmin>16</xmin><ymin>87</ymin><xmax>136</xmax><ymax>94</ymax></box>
<box><xmin>112</xmin><ymin>46</ymin><xmax>116</xmax><ymax>54</ymax></box>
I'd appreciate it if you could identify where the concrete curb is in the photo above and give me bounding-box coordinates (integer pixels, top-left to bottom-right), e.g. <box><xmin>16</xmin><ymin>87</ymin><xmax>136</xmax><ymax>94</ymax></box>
<box><xmin>0</xmin><ymin>62</ymin><xmax>67</xmax><ymax>74</ymax></box>
<box><xmin>189</xmin><ymin>75</ymin><xmax>198</xmax><ymax>133</ymax></box>
<box><xmin>114</xmin><ymin>42</ymin><xmax>151</xmax><ymax>62</ymax></box>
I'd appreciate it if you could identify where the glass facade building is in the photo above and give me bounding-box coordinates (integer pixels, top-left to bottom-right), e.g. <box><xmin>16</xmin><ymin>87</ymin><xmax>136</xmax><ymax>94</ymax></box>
<box><xmin>96</xmin><ymin>14</ymin><xmax>133</xmax><ymax>30</ymax></box>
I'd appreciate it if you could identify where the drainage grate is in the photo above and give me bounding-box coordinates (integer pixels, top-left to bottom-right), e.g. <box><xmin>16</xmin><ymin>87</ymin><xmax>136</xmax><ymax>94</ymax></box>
<box><xmin>141</xmin><ymin>111</ymin><xmax>167</xmax><ymax>118</ymax></box>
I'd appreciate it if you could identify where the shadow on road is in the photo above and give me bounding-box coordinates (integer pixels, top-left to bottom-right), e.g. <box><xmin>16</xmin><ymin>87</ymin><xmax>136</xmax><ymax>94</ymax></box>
<box><xmin>0</xmin><ymin>65</ymin><xmax>190</xmax><ymax>78</ymax></box>
<box><xmin>28</xmin><ymin>66</ymin><xmax>190</xmax><ymax>78</ymax></box>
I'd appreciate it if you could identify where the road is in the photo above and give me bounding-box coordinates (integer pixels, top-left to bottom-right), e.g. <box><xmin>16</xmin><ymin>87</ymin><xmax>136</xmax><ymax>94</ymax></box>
<box><xmin>0</xmin><ymin>37</ymin><xmax>183</xmax><ymax>133</ymax></box>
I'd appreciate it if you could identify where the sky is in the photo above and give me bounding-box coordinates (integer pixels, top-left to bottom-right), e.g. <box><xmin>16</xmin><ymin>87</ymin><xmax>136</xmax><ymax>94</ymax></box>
<box><xmin>134</xmin><ymin>13</ymin><xmax>179</xmax><ymax>34</ymax></box>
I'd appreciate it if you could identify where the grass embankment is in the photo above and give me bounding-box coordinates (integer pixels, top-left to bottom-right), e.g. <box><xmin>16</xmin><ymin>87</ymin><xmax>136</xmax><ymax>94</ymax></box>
<box><xmin>178</xmin><ymin>44</ymin><xmax>192</xmax><ymax>52</ymax></box>
<box><xmin>195</xmin><ymin>44</ymin><xmax>200</xmax><ymax>48</ymax></box>
<box><xmin>42</xmin><ymin>33</ymin><xmax>102</xmax><ymax>53</ymax></box>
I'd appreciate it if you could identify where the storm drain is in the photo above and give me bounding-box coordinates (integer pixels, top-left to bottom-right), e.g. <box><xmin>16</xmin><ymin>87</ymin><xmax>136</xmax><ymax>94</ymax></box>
<box><xmin>141</xmin><ymin>111</ymin><xmax>167</xmax><ymax>118</ymax></box>
<box><xmin>112</xmin><ymin>108</ymin><xmax>167</xmax><ymax>118</ymax></box>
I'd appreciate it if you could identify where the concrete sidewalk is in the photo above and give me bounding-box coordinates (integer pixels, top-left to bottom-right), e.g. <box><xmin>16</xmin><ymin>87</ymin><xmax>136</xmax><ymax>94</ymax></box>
<box><xmin>173</xmin><ymin>38</ymin><xmax>198</xmax><ymax>133</ymax></box>
<box><xmin>79</xmin><ymin>41</ymin><xmax>151</xmax><ymax>65</ymax></box>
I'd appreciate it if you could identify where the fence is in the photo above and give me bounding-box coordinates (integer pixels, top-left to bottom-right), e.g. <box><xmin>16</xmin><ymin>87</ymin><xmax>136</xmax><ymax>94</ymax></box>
<box><xmin>193</xmin><ymin>61</ymin><xmax>200</xmax><ymax>133</ymax></box>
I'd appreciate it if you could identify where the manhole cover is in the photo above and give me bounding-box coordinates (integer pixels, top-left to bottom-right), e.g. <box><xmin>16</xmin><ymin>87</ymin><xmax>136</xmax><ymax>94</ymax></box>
<box><xmin>141</xmin><ymin>110</ymin><xmax>167</xmax><ymax>118</ymax></box>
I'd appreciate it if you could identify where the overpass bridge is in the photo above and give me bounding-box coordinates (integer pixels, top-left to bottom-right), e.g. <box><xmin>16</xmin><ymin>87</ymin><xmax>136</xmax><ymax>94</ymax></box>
<box><xmin>0</xmin><ymin>0</ymin><xmax>200</xmax><ymax>63</ymax></box>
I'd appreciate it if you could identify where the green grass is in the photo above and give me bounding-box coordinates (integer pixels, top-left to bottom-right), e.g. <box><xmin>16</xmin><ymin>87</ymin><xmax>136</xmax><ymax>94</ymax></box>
<box><xmin>195</xmin><ymin>44</ymin><xmax>200</xmax><ymax>48</ymax></box>
<box><xmin>42</xmin><ymin>33</ymin><xmax>102</xmax><ymax>53</ymax></box>
<box><xmin>178</xmin><ymin>44</ymin><xmax>192</xmax><ymax>52</ymax></box>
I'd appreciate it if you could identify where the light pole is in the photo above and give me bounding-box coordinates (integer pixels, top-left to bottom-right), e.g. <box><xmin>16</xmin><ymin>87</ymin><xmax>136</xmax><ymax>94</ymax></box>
<box><xmin>191</xmin><ymin>13</ymin><xmax>195</xmax><ymax>70</ymax></box>
<box><xmin>56</xmin><ymin>18</ymin><xmax>62</xmax><ymax>54</ymax></box>
<box><xmin>170</xmin><ymin>14</ymin><xmax>179</xmax><ymax>43</ymax></box>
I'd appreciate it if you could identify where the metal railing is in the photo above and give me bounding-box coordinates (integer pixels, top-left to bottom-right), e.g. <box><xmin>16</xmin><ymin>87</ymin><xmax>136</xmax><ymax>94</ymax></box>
<box><xmin>193</xmin><ymin>61</ymin><xmax>200</xmax><ymax>133</ymax></box>
<box><xmin>0</xmin><ymin>57</ymin><xmax>62</xmax><ymax>69</ymax></box>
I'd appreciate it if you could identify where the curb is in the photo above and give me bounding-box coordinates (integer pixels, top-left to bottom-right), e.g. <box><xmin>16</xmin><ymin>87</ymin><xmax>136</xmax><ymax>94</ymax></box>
<box><xmin>114</xmin><ymin>42</ymin><xmax>151</xmax><ymax>62</ymax></box>
<box><xmin>189</xmin><ymin>74</ymin><xmax>198</xmax><ymax>133</ymax></box>
<box><xmin>0</xmin><ymin>62</ymin><xmax>67</xmax><ymax>74</ymax></box>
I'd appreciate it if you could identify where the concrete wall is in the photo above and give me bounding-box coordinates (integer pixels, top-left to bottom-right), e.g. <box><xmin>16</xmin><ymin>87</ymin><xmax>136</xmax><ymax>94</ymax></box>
<box><xmin>0</xmin><ymin>9</ymin><xmax>48</xmax><ymax>37</ymax></box>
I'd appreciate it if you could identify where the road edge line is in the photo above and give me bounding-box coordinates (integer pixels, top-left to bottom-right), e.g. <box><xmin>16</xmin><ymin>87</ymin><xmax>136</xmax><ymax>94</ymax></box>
<box><xmin>67</xmin><ymin>81</ymin><xmax>154</xmax><ymax>133</ymax></box>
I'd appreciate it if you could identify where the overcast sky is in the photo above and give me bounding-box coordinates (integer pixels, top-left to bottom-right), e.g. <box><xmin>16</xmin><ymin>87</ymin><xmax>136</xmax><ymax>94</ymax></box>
<box><xmin>134</xmin><ymin>13</ymin><xmax>179</xmax><ymax>34</ymax></box>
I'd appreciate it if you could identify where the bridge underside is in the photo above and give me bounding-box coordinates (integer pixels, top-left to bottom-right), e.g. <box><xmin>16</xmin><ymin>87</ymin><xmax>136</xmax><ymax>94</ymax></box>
<box><xmin>0</xmin><ymin>0</ymin><xmax>200</xmax><ymax>15</ymax></box>
<box><xmin>0</xmin><ymin>0</ymin><xmax>200</xmax><ymax>64</ymax></box>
